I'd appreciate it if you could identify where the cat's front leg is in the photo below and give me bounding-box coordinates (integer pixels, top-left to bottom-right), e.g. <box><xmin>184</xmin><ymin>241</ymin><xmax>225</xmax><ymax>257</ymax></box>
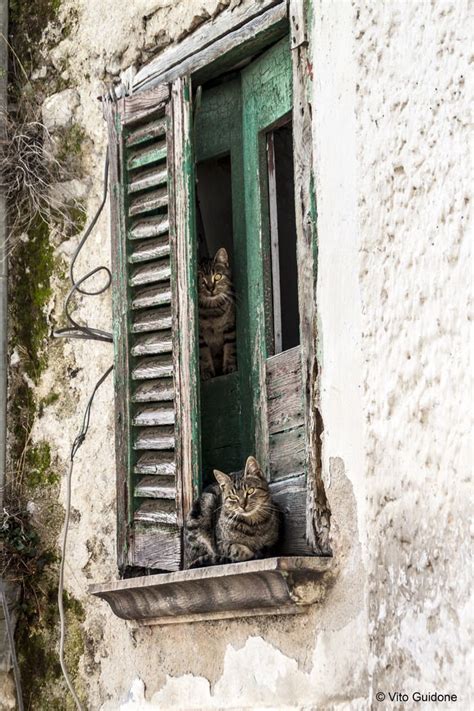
<box><xmin>222</xmin><ymin>337</ymin><xmax>237</xmax><ymax>375</ymax></box>
<box><xmin>227</xmin><ymin>543</ymin><xmax>254</xmax><ymax>562</ymax></box>
<box><xmin>199</xmin><ymin>342</ymin><xmax>215</xmax><ymax>380</ymax></box>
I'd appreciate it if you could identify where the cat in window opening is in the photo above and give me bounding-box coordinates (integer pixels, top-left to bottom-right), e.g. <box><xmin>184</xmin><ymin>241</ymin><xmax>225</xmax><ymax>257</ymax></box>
<box><xmin>198</xmin><ymin>247</ymin><xmax>237</xmax><ymax>380</ymax></box>
<box><xmin>184</xmin><ymin>456</ymin><xmax>281</xmax><ymax>568</ymax></box>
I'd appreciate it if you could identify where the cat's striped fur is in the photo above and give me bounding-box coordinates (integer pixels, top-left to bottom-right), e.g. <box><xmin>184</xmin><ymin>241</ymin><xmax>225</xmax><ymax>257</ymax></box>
<box><xmin>184</xmin><ymin>456</ymin><xmax>281</xmax><ymax>568</ymax></box>
<box><xmin>198</xmin><ymin>247</ymin><xmax>237</xmax><ymax>380</ymax></box>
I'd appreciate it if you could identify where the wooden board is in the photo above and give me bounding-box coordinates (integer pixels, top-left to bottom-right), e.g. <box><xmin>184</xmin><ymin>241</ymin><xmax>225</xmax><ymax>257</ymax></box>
<box><xmin>270</xmin><ymin>475</ymin><xmax>314</xmax><ymax>555</ymax></box>
<box><xmin>133</xmin><ymin>1</ymin><xmax>286</xmax><ymax>92</ymax></box>
<box><xmin>89</xmin><ymin>555</ymin><xmax>332</xmax><ymax>623</ymax></box>
<box><xmin>289</xmin><ymin>0</ymin><xmax>332</xmax><ymax>554</ymax></box>
<box><xmin>131</xmin><ymin>525</ymin><xmax>181</xmax><ymax>571</ymax></box>
<box><xmin>200</xmin><ymin>371</ymin><xmax>242</xmax><ymax>484</ymax></box>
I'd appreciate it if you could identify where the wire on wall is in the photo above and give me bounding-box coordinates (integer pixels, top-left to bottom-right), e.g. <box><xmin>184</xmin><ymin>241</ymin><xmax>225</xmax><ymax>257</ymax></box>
<box><xmin>53</xmin><ymin>151</ymin><xmax>113</xmax><ymax>343</ymax></box>
<box><xmin>54</xmin><ymin>139</ymin><xmax>115</xmax><ymax>708</ymax></box>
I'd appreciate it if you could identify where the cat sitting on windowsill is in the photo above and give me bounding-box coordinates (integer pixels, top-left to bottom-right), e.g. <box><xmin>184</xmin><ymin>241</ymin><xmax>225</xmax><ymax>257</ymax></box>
<box><xmin>184</xmin><ymin>456</ymin><xmax>281</xmax><ymax>568</ymax></box>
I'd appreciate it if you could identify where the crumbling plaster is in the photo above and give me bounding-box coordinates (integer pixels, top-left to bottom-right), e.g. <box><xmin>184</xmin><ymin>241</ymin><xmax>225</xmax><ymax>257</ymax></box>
<box><xmin>11</xmin><ymin>0</ymin><xmax>471</xmax><ymax>708</ymax></box>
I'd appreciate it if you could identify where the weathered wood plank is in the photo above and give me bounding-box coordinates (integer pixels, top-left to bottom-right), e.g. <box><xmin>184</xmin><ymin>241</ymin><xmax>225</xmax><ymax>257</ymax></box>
<box><xmin>121</xmin><ymin>85</ymin><xmax>170</xmax><ymax>126</ymax></box>
<box><xmin>104</xmin><ymin>97</ymin><xmax>131</xmax><ymax>572</ymax></box>
<box><xmin>134</xmin><ymin>426</ymin><xmax>175</xmax><ymax>450</ymax></box>
<box><xmin>134</xmin><ymin>500</ymin><xmax>178</xmax><ymax>525</ymax></box>
<box><xmin>127</xmin><ymin>142</ymin><xmax>167</xmax><ymax>171</ymax></box>
<box><xmin>170</xmin><ymin>76</ymin><xmax>200</xmax><ymax>521</ymax></box>
<box><xmin>131</xmin><ymin>306</ymin><xmax>172</xmax><ymax>333</ymax></box>
<box><xmin>133</xmin><ymin>405</ymin><xmax>175</xmax><ymax>427</ymax></box>
<box><xmin>134</xmin><ymin>451</ymin><xmax>176</xmax><ymax>476</ymax></box>
<box><xmin>134</xmin><ymin>476</ymin><xmax>176</xmax><ymax>499</ymax></box>
<box><xmin>133</xmin><ymin>0</ymin><xmax>285</xmax><ymax>92</ymax></box>
<box><xmin>130</xmin><ymin>525</ymin><xmax>181</xmax><ymax>571</ymax></box>
<box><xmin>131</xmin><ymin>330</ymin><xmax>173</xmax><ymax>357</ymax></box>
<box><xmin>269</xmin><ymin>425</ymin><xmax>306</xmax><ymax>480</ymax></box>
<box><xmin>128</xmin><ymin>165</ymin><xmax>168</xmax><ymax>194</ymax></box>
<box><xmin>270</xmin><ymin>475</ymin><xmax>314</xmax><ymax>555</ymax></box>
<box><xmin>129</xmin><ymin>237</ymin><xmax>170</xmax><ymax>264</ymax></box>
<box><xmin>290</xmin><ymin>1</ymin><xmax>331</xmax><ymax>554</ymax></box>
<box><xmin>266</xmin><ymin>346</ymin><xmax>304</xmax><ymax>434</ymax></box>
<box><xmin>131</xmin><ymin>283</ymin><xmax>172</xmax><ymax>310</ymax></box>
<box><xmin>129</xmin><ymin>260</ymin><xmax>171</xmax><ymax>287</ymax></box>
<box><xmin>89</xmin><ymin>556</ymin><xmax>333</xmax><ymax>621</ymax></box>
<box><xmin>129</xmin><ymin>215</ymin><xmax>169</xmax><ymax>240</ymax></box>
<box><xmin>126</xmin><ymin>116</ymin><xmax>167</xmax><ymax>147</ymax></box>
<box><xmin>289</xmin><ymin>0</ymin><xmax>306</xmax><ymax>49</ymax></box>
<box><xmin>132</xmin><ymin>378</ymin><xmax>174</xmax><ymax>403</ymax></box>
<box><xmin>132</xmin><ymin>355</ymin><xmax>173</xmax><ymax>380</ymax></box>
<box><xmin>128</xmin><ymin>187</ymin><xmax>168</xmax><ymax>217</ymax></box>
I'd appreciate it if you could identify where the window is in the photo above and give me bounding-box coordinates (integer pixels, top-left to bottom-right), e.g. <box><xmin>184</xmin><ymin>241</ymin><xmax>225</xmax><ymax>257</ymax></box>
<box><xmin>104</xmin><ymin>0</ymin><xmax>330</xmax><ymax>577</ymax></box>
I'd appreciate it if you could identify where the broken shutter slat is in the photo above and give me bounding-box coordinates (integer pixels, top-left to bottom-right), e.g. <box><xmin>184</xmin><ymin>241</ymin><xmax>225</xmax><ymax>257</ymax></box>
<box><xmin>106</xmin><ymin>81</ymin><xmax>190</xmax><ymax>573</ymax></box>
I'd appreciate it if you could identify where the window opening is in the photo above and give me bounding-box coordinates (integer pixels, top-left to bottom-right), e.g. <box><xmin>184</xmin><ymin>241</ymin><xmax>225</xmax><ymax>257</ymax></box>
<box><xmin>266</xmin><ymin>120</ymin><xmax>300</xmax><ymax>354</ymax></box>
<box><xmin>196</xmin><ymin>154</ymin><xmax>234</xmax><ymax>263</ymax></box>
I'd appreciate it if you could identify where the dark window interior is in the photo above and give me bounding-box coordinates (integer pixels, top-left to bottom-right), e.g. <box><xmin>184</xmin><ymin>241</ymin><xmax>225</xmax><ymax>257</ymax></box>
<box><xmin>195</xmin><ymin>154</ymin><xmax>242</xmax><ymax>486</ymax></box>
<box><xmin>196</xmin><ymin>155</ymin><xmax>234</xmax><ymax>262</ymax></box>
<box><xmin>267</xmin><ymin>121</ymin><xmax>300</xmax><ymax>353</ymax></box>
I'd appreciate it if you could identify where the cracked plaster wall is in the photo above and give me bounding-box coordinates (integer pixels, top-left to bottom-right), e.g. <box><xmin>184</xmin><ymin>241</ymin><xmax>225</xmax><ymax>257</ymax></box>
<box><xmin>11</xmin><ymin>0</ymin><xmax>471</xmax><ymax>709</ymax></box>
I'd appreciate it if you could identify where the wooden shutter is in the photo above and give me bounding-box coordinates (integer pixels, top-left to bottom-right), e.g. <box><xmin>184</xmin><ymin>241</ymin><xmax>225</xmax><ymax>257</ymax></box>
<box><xmin>105</xmin><ymin>81</ymin><xmax>197</xmax><ymax>573</ymax></box>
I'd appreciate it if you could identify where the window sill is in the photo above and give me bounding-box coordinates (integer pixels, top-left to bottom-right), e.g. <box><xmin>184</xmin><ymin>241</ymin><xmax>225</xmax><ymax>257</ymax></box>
<box><xmin>89</xmin><ymin>556</ymin><xmax>332</xmax><ymax>626</ymax></box>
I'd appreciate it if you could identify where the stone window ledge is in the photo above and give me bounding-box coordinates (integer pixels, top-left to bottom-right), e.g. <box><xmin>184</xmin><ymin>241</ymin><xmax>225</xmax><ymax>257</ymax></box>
<box><xmin>89</xmin><ymin>556</ymin><xmax>332</xmax><ymax>626</ymax></box>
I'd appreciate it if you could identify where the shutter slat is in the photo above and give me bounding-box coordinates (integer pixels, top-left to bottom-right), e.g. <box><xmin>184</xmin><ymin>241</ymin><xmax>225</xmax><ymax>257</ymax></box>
<box><xmin>134</xmin><ymin>500</ymin><xmax>178</xmax><ymax>525</ymax></box>
<box><xmin>134</xmin><ymin>452</ymin><xmax>176</xmax><ymax>476</ymax></box>
<box><xmin>132</xmin><ymin>307</ymin><xmax>172</xmax><ymax>333</ymax></box>
<box><xmin>128</xmin><ymin>165</ymin><xmax>168</xmax><ymax>194</ymax></box>
<box><xmin>132</xmin><ymin>378</ymin><xmax>174</xmax><ymax>403</ymax></box>
<box><xmin>129</xmin><ymin>187</ymin><xmax>168</xmax><ymax>217</ymax></box>
<box><xmin>132</xmin><ymin>283</ymin><xmax>172</xmax><ymax>310</ymax></box>
<box><xmin>133</xmin><ymin>405</ymin><xmax>175</xmax><ymax>427</ymax></box>
<box><xmin>134</xmin><ymin>426</ymin><xmax>175</xmax><ymax>450</ymax></box>
<box><xmin>131</xmin><ymin>331</ymin><xmax>173</xmax><ymax>357</ymax></box>
<box><xmin>127</xmin><ymin>141</ymin><xmax>167</xmax><ymax>170</ymax></box>
<box><xmin>129</xmin><ymin>215</ymin><xmax>169</xmax><ymax>240</ymax></box>
<box><xmin>135</xmin><ymin>476</ymin><xmax>176</xmax><ymax>499</ymax></box>
<box><xmin>126</xmin><ymin>117</ymin><xmax>167</xmax><ymax>147</ymax></box>
<box><xmin>129</xmin><ymin>237</ymin><xmax>170</xmax><ymax>264</ymax></box>
<box><xmin>130</xmin><ymin>261</ymin><xmax>171</xmax><ymax>287</ymax></box>
<box><xmin>132</xmin><ymin>355</ymin><xmax>174</xmax><ymax>380</ymax></box>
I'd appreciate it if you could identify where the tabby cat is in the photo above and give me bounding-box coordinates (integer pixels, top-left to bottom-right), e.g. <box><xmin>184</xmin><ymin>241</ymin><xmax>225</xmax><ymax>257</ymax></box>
<box><xmin>198</xmin><ymin>247</ymin><xmax>237</xmax><ymax>380</ymax></box>
<box><xmin>184</xmin><ymin>456</ymin><xmax>281</xmax><ymax>568</ymax></box>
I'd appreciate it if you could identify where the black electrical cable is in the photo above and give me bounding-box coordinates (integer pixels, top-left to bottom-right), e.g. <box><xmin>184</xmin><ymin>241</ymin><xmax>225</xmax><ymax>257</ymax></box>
<box><xmin>53</xmin><ymin>151</ymin><xmax>113</xmax><ymax>343</ymax></box>
<box><xmin>53</xmin><ymin>136</ymin><xmax>115</xmax><ymax>707</ymax></box>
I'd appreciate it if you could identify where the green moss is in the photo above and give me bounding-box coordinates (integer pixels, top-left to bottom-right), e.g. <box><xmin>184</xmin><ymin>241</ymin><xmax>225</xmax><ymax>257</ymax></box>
<box><xmin>9</xmin><ymin>0</ymin><xmax>62</xmax><ymax>75</ymax></box>
<box><xmin>39</xmin><ymin>391</ymin><xmax>60</xmax><ymax>412</ymax></box>
<box><xmin>17</xmin><ymin>576</ymin><xmax>87</xmax><ymax>710</ymax></box>
<box><xmin>55</xmin><ymin>124</ymin><xmax>87</xmax><ymax>170</ymax></box>
<box><xmin>26</xmin><ymin>441</ymin><xmax>59</xmax><ymax>488</ymax></box>
<box><xmin>11</xmin><ymin>214</ymin><xmax>55</xmax><ymax>383</ymax></box>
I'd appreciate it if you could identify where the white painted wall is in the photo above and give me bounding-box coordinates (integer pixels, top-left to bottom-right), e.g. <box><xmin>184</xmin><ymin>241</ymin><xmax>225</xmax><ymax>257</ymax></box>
<box><xmin>10</xmin><ymin>0</ymin><xmax>470</xmax><ymax>709</ymax></box>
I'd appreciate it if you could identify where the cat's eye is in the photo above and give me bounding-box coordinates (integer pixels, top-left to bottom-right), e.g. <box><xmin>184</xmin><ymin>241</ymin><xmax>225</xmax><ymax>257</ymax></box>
<box><xmin>247</xmin><ymin>487</ymin><xmax>255</xmax><ymax>495</ymax></box>
<box><xmin>214</xmin><ymin>274</ymin><xmax>222</xmax><ymax>281</ymax></box>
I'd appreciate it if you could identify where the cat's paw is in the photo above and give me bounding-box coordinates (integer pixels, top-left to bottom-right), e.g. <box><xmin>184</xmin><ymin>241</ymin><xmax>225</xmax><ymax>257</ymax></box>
<box><xmin>228</xmin><ymin>544</ymin><xmax>254</xmax><ymax>562</ymax></box>
<box><xmin>200</xmin><ymin>369</ymin><xmax>214</xmax><ymax>381</ymax></box>
<box><xmin>223</xmin><ymin>363</ymin><xmax>237</xmax><ymax>375</ymax></box>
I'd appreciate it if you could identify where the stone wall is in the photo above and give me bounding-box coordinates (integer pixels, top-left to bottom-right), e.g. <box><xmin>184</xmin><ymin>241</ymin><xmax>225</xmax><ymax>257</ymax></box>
<box><xmin>4</xmin><ymin>0</ymin><xmax>471</xmax><ymax>709</ymax></box>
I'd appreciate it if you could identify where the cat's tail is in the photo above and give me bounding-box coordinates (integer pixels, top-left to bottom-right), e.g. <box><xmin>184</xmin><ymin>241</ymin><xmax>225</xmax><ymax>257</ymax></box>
<box><xmin>188</xmin><ymin>554</ymin><xmax>230</xmax><ymax>569</ymax></box>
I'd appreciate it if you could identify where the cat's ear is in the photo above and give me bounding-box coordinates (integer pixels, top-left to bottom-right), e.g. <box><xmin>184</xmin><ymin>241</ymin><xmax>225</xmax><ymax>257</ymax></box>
<box><xmin>214</xmin><ymin>469</ymin><xmax>232</xmax><ymax>489</ymax></box>
<box><xmin>244</xmin><ymin>456</ymin><xmax>263</xmax><ymax>479</ymax></box>
<box><xmin>214</xmin><ymin>248</ymin><xmax>229</xmax><ymax>268</ymax></box>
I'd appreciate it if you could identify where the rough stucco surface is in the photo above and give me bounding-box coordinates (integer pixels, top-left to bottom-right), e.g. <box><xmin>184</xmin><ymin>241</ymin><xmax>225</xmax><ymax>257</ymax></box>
<box><xmin>354</xmin><ymin>0</ymin><xmax>472</xmax><ymax>703</ymax></box>
<box><xmin>7</xmin><ymin>0</ymin><xmax>471</xmax><ymax>709</ymax></box>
